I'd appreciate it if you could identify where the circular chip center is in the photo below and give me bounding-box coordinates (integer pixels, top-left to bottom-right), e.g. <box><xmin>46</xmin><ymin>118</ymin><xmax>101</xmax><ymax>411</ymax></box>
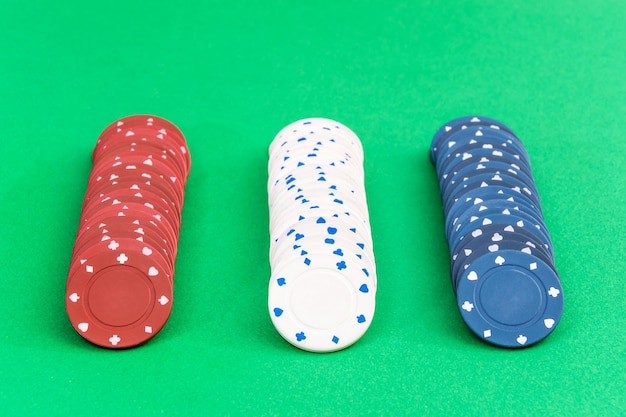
<box><xmin>479</xmin><ymin>267</ymin><xmax>543</xmax><ymax>326</ymax></box>
<box><xmin>289</xmin><ymin>269</ymin><xmax>356</xmax><ymax>330</ymax></box>
<box><xmin>87</xmin><ymin>266</ymin><xmax>154</xmax><ymax>327</ymax></box>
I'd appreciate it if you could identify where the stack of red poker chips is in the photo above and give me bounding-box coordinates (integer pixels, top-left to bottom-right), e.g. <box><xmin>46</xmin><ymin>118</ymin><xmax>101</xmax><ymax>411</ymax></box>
<box><xmin>66</xmin><ymin>115</ymin><xmax>190</xmax><ymax>348</ymax></box>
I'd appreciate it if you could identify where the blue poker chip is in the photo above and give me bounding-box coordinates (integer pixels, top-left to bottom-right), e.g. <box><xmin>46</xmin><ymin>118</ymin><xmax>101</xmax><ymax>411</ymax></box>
<box><xmin>441</xmin><ymin>160</ymin><xmax>537</xmax><ymax>198</ymax></box>
<box><xmin>434</xmin><ymin>125</ymin><xmax>531</xmax><ymax>170</ymax></box>
<box><xmin>443</xmin><ymin>177</ymin><xmax>542</xmax><ymax>225</ymax></box>
<box><xmin>441</xmin><ymin>170</ymin><xmax>541</xmax><ymax>211</ymax></box>
<box><xmin>449</xmin><ymin>201</ymin><xmax>551</xmax><ymax>243</ymax></box>
<box><xmin>449</xmin><ymin>223</ymin><xmax>555</xmax><ymax>290</ymax></box>
<box><xmin>439</xmin><ymin>152</ymin><xmax>536</xmax><ymax>191</ymax></box>
<box><xmin>450</xmin><ymin>235</ymin><xmax>555</xmax><ymax>293</ymax></box>
<box><xmin>443</xmin><ymin>177</ymin><xmax>543</xmax><ymax>218</ymax></box>
<box><xmin>447</xmin><ymin>204</ymin><xmax>554</xmax><ymax>257</ymax></box>
<box><xmin>455</xmin><ymin>250</ymin><xmax>563</xmax><ymax>348</ymax></box>
<box><xmin>430</xmin><ymin>116</ymin><xmax>517</xmax><ymax>163</ymax></box>
<box><xmin>445</xmin><ymin>188</ymin><xmax>542</xmax><ymax>238</ymax></box>
<box><xmin>437</xmin><ymin>140</ymin><xmax>532</xmax><ymax>180</ymax></box>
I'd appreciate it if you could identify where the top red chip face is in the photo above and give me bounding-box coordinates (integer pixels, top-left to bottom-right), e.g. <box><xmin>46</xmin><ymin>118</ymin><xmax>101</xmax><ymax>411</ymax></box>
<box><xmin>67</xmin><ymin>114</ymin><xmax>190</xmax><ymax>349</ymax></box>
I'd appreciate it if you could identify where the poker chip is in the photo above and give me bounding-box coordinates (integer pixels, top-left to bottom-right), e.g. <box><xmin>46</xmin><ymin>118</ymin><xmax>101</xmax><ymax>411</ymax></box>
<box><xmin>66</xmin><ymin>115</ymin><xmax>190</xmax><ymax>348</ymax></box>
<box><xmin>267</xmin><ymin>118</ymin><xmax>376</xmax><ymax>353</ymax></box>
<box><xmin>431</xmin><ymin>116</ymin><xmax>563</xmax><ymax>348</ymax></box>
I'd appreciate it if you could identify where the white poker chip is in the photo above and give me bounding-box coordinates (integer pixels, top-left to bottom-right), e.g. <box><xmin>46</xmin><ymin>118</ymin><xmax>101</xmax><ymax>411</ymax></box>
<box><xmin>269</xmin><ymin>118</ymin><xmax>363</xmax><ymax>157</ymax></box>
<box><xmin>268</xmin><ymin>253</ymin><xmax>376</xmax><ymax>353</ymax></box>
<box><xmin>268</xmin><ymin>149</ymin><xmax>365</xmax><ymax>186</ymax></box>
<box><xmin>267</xmin><ymin>117</ymin><xmax>376</xmax><ymax>352</ymax></box>
<box><xmin>269</xmin><ymin>215</ymin><xmax>374</xmax><ymax>266</ymax></box>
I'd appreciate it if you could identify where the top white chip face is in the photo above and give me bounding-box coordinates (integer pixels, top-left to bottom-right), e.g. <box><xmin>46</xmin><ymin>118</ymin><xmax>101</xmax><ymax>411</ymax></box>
<box><xmin>267</xmin><ymin>118</ymin><xmax>376</xmax><ymax>352</ymax></box>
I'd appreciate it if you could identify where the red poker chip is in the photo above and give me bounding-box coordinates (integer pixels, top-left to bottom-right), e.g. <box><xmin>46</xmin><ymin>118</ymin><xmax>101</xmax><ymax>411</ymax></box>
<box><xmin>95</xmin><ymin>148</ymin><xmax>187</xmax><ymax>195</ymax></box>
<box><xmin>84</xmin><ymin>170</ymin><xmax>182</xmax><ymax>216</ymax></box>
<box><xmin>95</xmin><ymin>115</ymin><xmax>186</xmax><ymax>150</ymax></box>
<box><xmin>76</xmin><ymin>209</ymin><xmax>178</xmax><ymax>264</ymax></box>
<box><xmin>81</xmin><ymin>187</ymin><xmax>180</xmax><ymax>237</ymax></box>
<box><xmin>95</xmin><ymin>138</ymin><xmax>187</xmax><ymax>182</ymax></box>
<box><xmin>99</xmin><ymin>145</ymin><xmax>187</xmax><ymax>186</ymax></box>
<box><xmin>88</xmin><ymin>151</ymin><xmax>183</xmax><ymax>192</ymax></box>
<box><xmin>94</xmin><ymin>116</ymin><xmax>189</xmax><ymax>172</ymax></box>
<box><xmin>87</xmin><ymin>157</ymin><xmax>185</xmax><ymax>207</ymax></box>
<box><xmin>78</xmin><ymin>202</ymin><xmax>179</xmax><ymax>249</ymax></box>
<box><xmin>66</xmin><ymin>238</ymin><xmax>173</xmax><ymax>348</ymax></box>
<box><xmin>72</xmin><ymin>218</ymin><xmax>175</xmax><ymax>274</ymax></box>
<box><xmin>83</xmin><ymin>171</ymin><xmax>180</xmax><ymax>210</ymax></box>
<box><xmin>81</xmin><ymin>180</ymin><xmax>182</xmax><ymax>232</ymax></box>
<box><xmin>72</xmin><ymin>219</ymin><xmax>175</xmax><ymax>272</ymax></box>
<box><xmin>96</xmin><ymin>128</ymin><xmax>188</xmax><ymax>181</ymax></box>
<box><xmin>80</xmin><ymin>186</ymin><xmax>181</xmax><ymax>236</ymax></box>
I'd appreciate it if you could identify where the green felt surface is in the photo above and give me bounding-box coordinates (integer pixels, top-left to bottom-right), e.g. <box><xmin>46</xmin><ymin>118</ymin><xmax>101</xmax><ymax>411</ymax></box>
<box><xmin>1</xmin><ymin>0</ymin><xmax>625</xmax><ymax>415</ymax></box>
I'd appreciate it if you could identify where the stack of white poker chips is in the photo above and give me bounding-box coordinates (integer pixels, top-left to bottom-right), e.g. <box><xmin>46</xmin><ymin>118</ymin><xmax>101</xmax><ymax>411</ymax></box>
<box><xmin>267</xmin><ymin>118</ymin><xmax>377</xmax><ymax>352</ymax></box>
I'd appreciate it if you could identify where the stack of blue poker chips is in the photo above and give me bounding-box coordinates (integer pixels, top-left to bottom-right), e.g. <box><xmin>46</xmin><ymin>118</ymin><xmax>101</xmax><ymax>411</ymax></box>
<box><xmin>430</xmin><ymin>116</ymin><xmax>564</xmax><ymax>348</ymax></box>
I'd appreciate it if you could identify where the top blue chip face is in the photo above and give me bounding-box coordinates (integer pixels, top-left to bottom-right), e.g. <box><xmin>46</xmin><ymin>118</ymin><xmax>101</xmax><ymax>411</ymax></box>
<box><xmin>455</xmin><ymin>250</ymin><xmax>563</xmax><ymax>348</ymax></box>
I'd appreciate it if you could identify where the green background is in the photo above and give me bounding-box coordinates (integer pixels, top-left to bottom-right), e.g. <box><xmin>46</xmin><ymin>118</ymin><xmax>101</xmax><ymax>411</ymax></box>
<box><xmin>1</xmin><ymin>0</ymin><xmax>625</xmax><ymax>415</ymax></box>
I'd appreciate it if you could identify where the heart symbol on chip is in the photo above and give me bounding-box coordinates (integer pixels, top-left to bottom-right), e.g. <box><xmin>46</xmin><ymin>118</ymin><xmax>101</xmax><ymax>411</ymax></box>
<box><xmin>148</xmin><ymin>267</ymin><xmax>159</xmax><ymax>276</ymax></box>
<box><xmin>544</xmin><ymin>319</ymin><xmax>555</xmax><ymax>328</ymax></box>
<box><xmin>517</xmin><ymin>335</ymin><xmax>528</xmax><ymax>345</ymax></box>
<box><xmin>488</xmin><ymin>244</ymin><xmax>499</xmax><ymax>252</ymax></box>
<box><xmin>467</xmin><ymin>271</ymin><xmax>478</xmax><ymax>281</ymax></box>
<box><xmin>78</xmin><ymin>323</ymin><xmax>89</xmax><ymax>332</ymax></box>
<box><xmin>142</xmin><ymin>247</ymin><xmax>152</xmax><ymax>256</ymax></box>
